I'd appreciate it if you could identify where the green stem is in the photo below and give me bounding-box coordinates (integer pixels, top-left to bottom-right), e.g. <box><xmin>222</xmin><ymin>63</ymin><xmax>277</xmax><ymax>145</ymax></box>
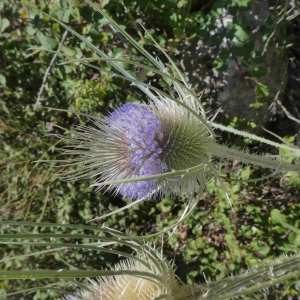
<box><xmin>214</xmin><ymin>269</ymin><xmax>300</xmax><ymax>299</ymax></box>
<box><xmin>211</xmin><ymin>143</ymin><xmax>300</xmax><ymax>173</ymax></box>
<box><xmin>212</xmin><ymin>122</ymin><xmax>300</xmax><ymax>155</ymax></box>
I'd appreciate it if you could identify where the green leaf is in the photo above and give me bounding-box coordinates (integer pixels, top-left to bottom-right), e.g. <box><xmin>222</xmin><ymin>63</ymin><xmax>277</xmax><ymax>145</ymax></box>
<box><xmin>213</xmin><ymin>58</ymin><xmax>227</xmax><ymax>70</ymax></box>
<box><xmin>101</xmin><ymin>0</ymin><xmax>110</xmax><ymax>6</ymax></box>
<box><xmin>177</xmin><ymin>0</ymin><xmax>188</xmax><ymax>8</ymax></box>
<box><xmin>236</xmin><ymin>0</ymin><xmax>249</xmax><ymax>7</ymax></box>
<box><xmin>89</xmin><ymin>27</ymin><xmax>103</xmax><ymax>41</ymax></box>
<box><xmin>112</xmin><ymin>48</ymin><xmax>125</xmax><ymax>59</ymax></box>
<box><xmin>290</xmin><ymin>176</ymin><xmax>300</xmax><ymax>187</ymax></box>
<box><xmin>170</xmin><ymin>12</ymin><xmax>179</xmax><ymax>23</ymax></box>
<box><xmin>162</xmin><ymin>197</ymin><xmax>174</xmax><ymax>207</ymax></box>
<box><xmin>187</xmin><ymin>240</ymin><xmax>197</xmax><ymax>251</ymax></box>
<box><xmin>0</xmin><ymin>99</ymin><xmax>10</xmax><ymax>115</ymax></box>
<box><xmin>195</xmin><ymin>237</ymin><xmax>205</xmax><ymax>249</ymax></box>
<box><xmin>62</xmin><ymin>8</ymin><xmax>71</xmax><ymax>23</ymax></box>
<box><xmin>62</xmin><ymin>46</ymin><xmax>76</xmax><ymax>57</ymax></box>
<box><xmin>0</xmin><ymin>17</ymin><xmax>10</xmax><ymax>32</ymax></box>
<box><xmin>289</xmin><ymin>232</ymin><xmax>300</xmax><ymax>247</ymax></box>
<box><xmin>249</xmin><ymin>101</ymin><xmax>264</xmax><ymax>108</ymax></box>
<box><xmin>240</xmin><ymin>166</ymin><xmax>251</xmax><ymax>180</ymax></box>
<box><xmin>0</xmin><ymin>74</ymin><xmax>6</xmax><ymax>86</ymax></box>
<box><xmin>156</xmin><ymin>201</ymin><xmax>172</xmax><ymax>213</ymax></box>
<box><xmin>271</xmin><ymin>209</ymin><xmax>287</xmax><ymax>225</ymax></box>
<box><xmin>248</xmin><ymin>121</ymin><xmax>257</xmax><ymax>128</ymax></box>
<box><xmin>225</xmin><ymin>233</ymin><xmax>239</xmax><ymax>253</ymax></box>
<box><xmin>255</xmin><ymin>82</ymin><xmax>269</xmax><ymax>98</ymax></box>
<box><xmin>39</xmin><ymin>33</ymin><xmax>58</xmax><ymax>50</ymax></box>
<box><xmin>271</xmin><ymin>210</ymin><xmax>300</xmax><ymax>235</ymax></box>
<box><xmin>234</xmin><ymin>25</ymin><xmax>249</xmax><ymax>42</ymax></box>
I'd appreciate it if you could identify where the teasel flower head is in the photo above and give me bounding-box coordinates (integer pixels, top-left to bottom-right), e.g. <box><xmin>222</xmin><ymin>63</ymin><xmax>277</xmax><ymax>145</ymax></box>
<box><xmin>58</xmin><ymin>96</ymin><xmax>213</xmax><ymax>200</ymax></box>
<box><xmin>57</xmin><ymin>226</ymin><xmax>205</xmax><ymax>300</ymax></box>
<box><xmin>62</xmin><ymin>248</ymin><xmax>203</xmax><ymax>300</ymax></box>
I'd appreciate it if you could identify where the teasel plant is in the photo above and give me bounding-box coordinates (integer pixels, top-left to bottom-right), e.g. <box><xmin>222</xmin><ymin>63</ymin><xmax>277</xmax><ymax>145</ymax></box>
<box><xmin>32</xmin><ymin>1</ymin><xmax>300</xmax><ymax>229</ymax></box>
<box><xmin>1</xmin><ymin>220</ymin><xmax>300</xmax><ymax>299</ymax></box>
<box><xmin>2</xmin><ymin>1</ymin><xmax>300</xmax><ymax>299</ymax></box>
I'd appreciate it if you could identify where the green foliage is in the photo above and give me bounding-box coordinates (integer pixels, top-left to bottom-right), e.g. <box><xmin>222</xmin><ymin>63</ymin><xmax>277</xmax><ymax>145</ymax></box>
<box><xmin>255</xmin><ymin>82</ymin><xmax>270</xmax><ymax>99</ymax></box>
<box><xmin>1</xmin><ymin>0</ymin><xmax>300</xmax><ymax>299</ymax></box>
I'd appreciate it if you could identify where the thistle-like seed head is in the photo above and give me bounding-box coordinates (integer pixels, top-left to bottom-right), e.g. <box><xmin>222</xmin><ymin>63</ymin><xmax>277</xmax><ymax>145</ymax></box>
<box><xmin>58</xmin><ymin>96</ymin><xmax>214</xmax><ymax>199</ymax></box>
<box><xmin>63</xmin><ymin>253</ymin><xmax>201</xmax><ymax>300</ymax></box>
<box><xmin>68</xmin><ymin>257</ymin><xmax>162</xmax><ymax>299</ymax></box>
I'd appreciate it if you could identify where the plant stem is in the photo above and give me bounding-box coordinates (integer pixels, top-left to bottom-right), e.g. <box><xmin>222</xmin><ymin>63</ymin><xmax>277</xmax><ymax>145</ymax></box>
<box><xmin>211</xmin><ymin>143</ymin><xmax>300</xmax><ymax>173</ymax></box>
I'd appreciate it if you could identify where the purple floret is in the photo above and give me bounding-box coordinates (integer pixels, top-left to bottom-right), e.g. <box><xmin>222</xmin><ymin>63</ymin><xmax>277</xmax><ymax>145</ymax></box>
<box><xmin>105</xmin><ymin>103</ymin><xmax>167</xmax><ymax>199</ymax></box>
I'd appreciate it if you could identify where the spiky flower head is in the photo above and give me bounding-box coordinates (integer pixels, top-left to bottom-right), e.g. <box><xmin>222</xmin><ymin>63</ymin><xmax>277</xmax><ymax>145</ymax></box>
<box><xmin>63</xmin><ymin>253</ymin><xmax>201</xmax><ymax>300</ymax></box>
<box><xmin>59</xmin><ymin>97</ymin><xmax>214</xmax><ymax>199</ymax></box>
